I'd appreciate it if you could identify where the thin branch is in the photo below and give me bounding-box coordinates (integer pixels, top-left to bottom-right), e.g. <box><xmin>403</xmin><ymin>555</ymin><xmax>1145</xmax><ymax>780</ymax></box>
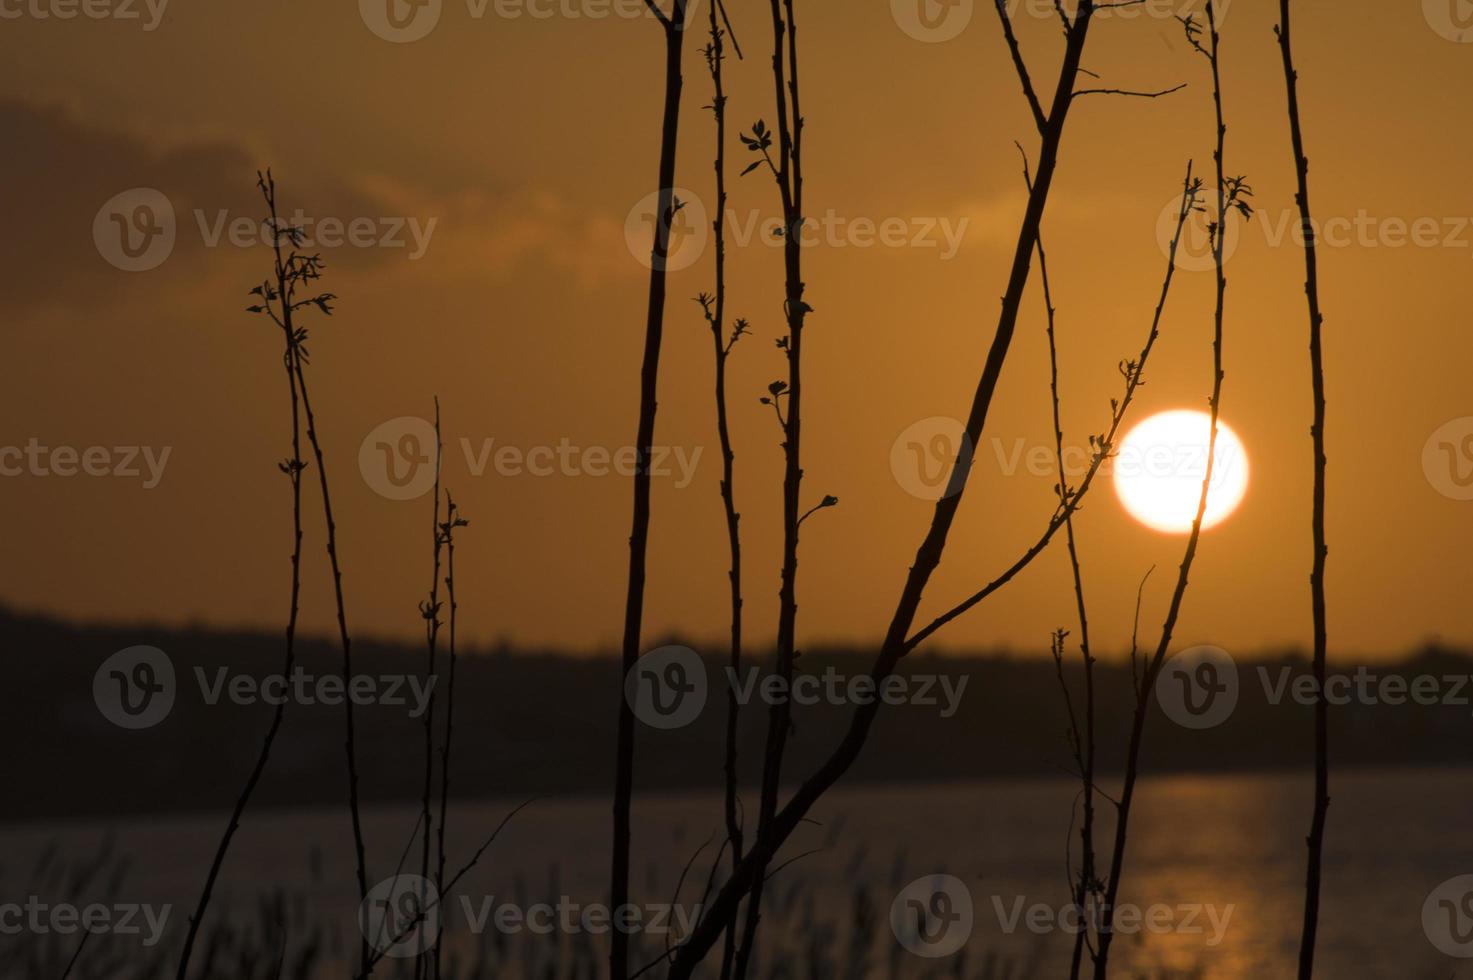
<box><xmin>611</xmin><ymin>3</ymin><xmax>691</xmax><ymax>978</ymax></box>
<box><xmin>356</xmin><ymin>800</ymin><xmax>537</xmax><ymax>980</ymax></box>
<box><xmin>1074</xmin><ymin>82</ymin><xmax>1187</xmax><ymax>99</ymax></box>
<box><xmin>640</xmin><ymin>0</ymin><xmax>671</xmax><ymax>29</ymax></box>
<box><xmin>1279</xmin><ymin>0</ymin><xmax>1331</xmax><ymax>975</ymax></box>
<box><xmin>994</xmin><ymin>0</ymin><xmax>1048</xmax><ymax>134</ymax></box>
<box><xmin>176</xmin><ymin>171</ymin><xmax>312</xmax><ymax>980</ymax></box>
<box><xmin>1093</xmin><ymin>5</ymin><xmax>1239</xmax><ymax>974</ymax></box>
<box><xmin>1129</xmin><ymin>565</ymin><xmax>1155</xmax><ymax>696</ymax></box>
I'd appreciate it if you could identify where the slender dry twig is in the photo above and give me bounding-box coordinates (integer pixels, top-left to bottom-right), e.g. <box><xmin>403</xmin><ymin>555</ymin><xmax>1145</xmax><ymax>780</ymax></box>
<box><xmin>611</xmin><ymin>4</ymin><xmax>691</xmax><ymax>979</ymax></box>
<box><xmin>432</xmin><ymin>491</ymin><xmax>468</xmax><ymax>979</ymax></box>
<box><xmin>417</xmin><ymin>402</ymin><xmax>444</xmax><ymax>980</ymax></box>
<box><xmin>289</xmin><ymin>261</ymin><xmax>371</xmax><ymax>976</ymax></box>
<box><xmin>1074</xmin><ymin>82</ymin><xmax>1187</xmax><ymax>99</ymax></box>
<box><xmin>732</xmin><ymin>0</ymin><xmax>838</xmax><ymax>973</ymax></box>
<box><xmin>356</xmin><ymin>800</ymin><xmax>536</xmax><ymax>980</ymax></box>
<box><xmin>1129</xmin><ymin>565</ymin><xmax>1155</xmax><ymax>689</ymax></box>
<box><xmin>697</xmin><ymin>6</ymin><xmax>748</xmax><ymax>979</ymax></box>
<box><xmin>1020</xmin><ymin>143</ymin><xmax>1101</xmax><ymax>980</ymax></box>
<box><xmin>1093</xmin><ymin>6</ymin><xmax>1248</xmax><ymax>975</ymax></box>
<box><xmin>62</xmin><ymin>917</ymin><xmax>91</xmax><ymax>979</ymax></box>
<box><xmin>1277</xmin><ymin>2</ymin><xmax>1331</xmax><ymax>975</ymax></box>
<box><xmin>175</xmin><ymin>170</ymin><xmax>315</xmax><ymax>980</ymax></box>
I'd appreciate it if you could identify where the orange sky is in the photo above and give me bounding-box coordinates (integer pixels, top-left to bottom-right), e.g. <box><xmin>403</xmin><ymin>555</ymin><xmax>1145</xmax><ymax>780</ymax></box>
<box><xmin>2</xmin><ymin>0</ymin><xmax>1470</xmax><ymax>659</ymax></box>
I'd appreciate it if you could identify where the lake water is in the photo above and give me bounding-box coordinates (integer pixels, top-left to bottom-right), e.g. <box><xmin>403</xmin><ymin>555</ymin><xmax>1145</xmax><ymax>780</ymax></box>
<box><xmin>3</xmin><ymin>767</ymin><xmax>1471</xmax><ymax>978</ymax></box>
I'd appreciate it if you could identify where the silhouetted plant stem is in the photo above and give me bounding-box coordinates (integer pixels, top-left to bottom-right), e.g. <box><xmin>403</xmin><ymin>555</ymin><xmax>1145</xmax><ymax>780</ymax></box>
<box><xmin>1020</xmin><ymin>146</ymin><xmax>1099</xmax><ymax>980</ymax></box>
<box><xmin>696</xmin><ymin>6</ymin><xmax>747</xmax><ymax>980</ymax></box>
<box><xmin>433</xmin><ymin>491</ymin><xmax>468</xmax><ymax>980</ymax></box>
<box><xmin>174</xmin><ymin>170</ymin><xmax>314</xmax><ymax>980</ymax></box>
<box><xmin>611</xmin><ymin>4</ymin><xmax>689</xmax><ymax>979</ymax></box>
<box><xmin>289</xmin><ymin>291</ymin><xmax>371</xmax><ymax>975</ymax></box>
<box><xmin>733</xmin><ymin>0</ymin><xmax>838</xmax><ymax>972</ymax></box>
<box><xmin>417</xmin><ymin>401</ymin><xmax>444</xmax><ymax>980</ymax></box>
<box><xmin>1016</xmin><ymin>147</ymin><xmax>1200</xmax><ymax>979</ymax></box>
<box><xmin>61</xmin><ymin>928</ymin><xmax>90</xmax><ymax>980</ymax></box>
<box><xmin>1277</xmin><ymin>2</ymin><xmax>1331</xmax><ymax>975</ymax></box>
<box><xmin>1093</xmin><ymin>6</ymin><xmax>1246</xmax><ymax>976</ymax></box>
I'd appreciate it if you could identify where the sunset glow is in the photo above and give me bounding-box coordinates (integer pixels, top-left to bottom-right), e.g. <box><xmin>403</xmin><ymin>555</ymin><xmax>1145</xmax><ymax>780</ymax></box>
<box><xmin>1113</xmin><ymin>410</ymin><xmax>1249</xmax><ymax>534</ymax></box>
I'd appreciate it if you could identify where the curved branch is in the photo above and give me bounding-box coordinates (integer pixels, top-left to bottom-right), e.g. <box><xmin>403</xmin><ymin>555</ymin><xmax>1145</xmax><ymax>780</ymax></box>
<box><xmin>903</xmin><ymin>161</ymin><xmax>1201</xmax><ymax>654</ymax></box>
<box><xmin>1074</xmin><ymin>82</ymin><xmax>1187</xmax><ymax>99</ymax></box>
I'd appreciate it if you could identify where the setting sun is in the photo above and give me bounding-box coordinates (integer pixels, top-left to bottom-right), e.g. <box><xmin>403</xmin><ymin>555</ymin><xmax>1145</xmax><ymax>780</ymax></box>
<box><xmin>1113</xmin><ymin>410</ymin><xmax>1249</xmax><ymax>534</ymax></box>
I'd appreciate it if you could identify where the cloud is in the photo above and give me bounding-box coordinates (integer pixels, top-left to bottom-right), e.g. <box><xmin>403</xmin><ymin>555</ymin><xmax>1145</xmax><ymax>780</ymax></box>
<box><xmin>0</xmin><ymin>99</ymin><xmax>419</xmax><ymax>316</ymax></box>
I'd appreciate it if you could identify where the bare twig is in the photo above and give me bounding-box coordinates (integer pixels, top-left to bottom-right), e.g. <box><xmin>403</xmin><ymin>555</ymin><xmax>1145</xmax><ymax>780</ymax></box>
<box><xmin>175</xmin><ymin>171</ymin><xmax>313</xmax><ymax>980</ymax></box>
<box><xmin>994</xmin><ymin>0</ymin><xmax>1048</xmax><ymax>134</ymax></box>
<box><xmin>611</xmin><ymin>4</ymin><xmax>692</xmax><ymax>980</ymax></box>
<box><xmin>1277</xmin><ymin>1</ymin><xmax>1331</xmax><ymax>975</ymax></box>
<box><xmin>699</xmin><ymin>7</ymin><xmax>747</xmax><ymax>978</ymax></box>
<box><xmin>417</xmin><ymin>401</ymin><xmax>444</xmax><ymax>980</ymax></box>
<box><xmin>1093</xmin><ymin>5</ymin><xmax>1246</xmax><ymax>975</ymax></box>
<box><xmin>733</xmin><ymin>1</ymin><xmax>815</xmax><ymax>973</ymax></box>
<box><xmin>1073</xmin><ymin>82</ymin><xmax>1187</xmax><ymax>99</ymax></box>
<box><xmin>1020</xmin><ymin>142</ymin><xmax>1101</xmax><ymax>980</ymax></box>
<box><xmin>356</xmin><ymin>800</ymin><xmax>536</xmax><ymax>980</ymax></box>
